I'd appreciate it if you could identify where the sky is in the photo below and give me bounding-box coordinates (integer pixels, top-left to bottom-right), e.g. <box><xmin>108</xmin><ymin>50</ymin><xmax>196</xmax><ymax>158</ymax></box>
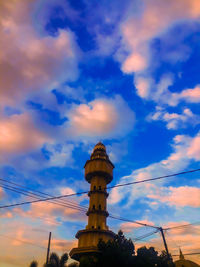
<box><xmin>0</xmin><ymin>0</ymin><xmax>200</xmax><ymax>266</ymax></box>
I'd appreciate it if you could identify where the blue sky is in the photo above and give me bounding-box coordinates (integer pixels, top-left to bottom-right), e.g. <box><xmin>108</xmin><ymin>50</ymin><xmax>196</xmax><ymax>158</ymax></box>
<box><xmin>0</xmin><ymin>0</ymin><xmax>200</xmax><ymax>266</ymax></box>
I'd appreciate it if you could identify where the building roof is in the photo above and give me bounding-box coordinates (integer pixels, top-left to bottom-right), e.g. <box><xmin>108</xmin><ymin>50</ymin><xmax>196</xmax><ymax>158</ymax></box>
<box><xmin>175</xmin><ymin>250</ymin><xmax>200</xmax><ymax>267</ymax></box>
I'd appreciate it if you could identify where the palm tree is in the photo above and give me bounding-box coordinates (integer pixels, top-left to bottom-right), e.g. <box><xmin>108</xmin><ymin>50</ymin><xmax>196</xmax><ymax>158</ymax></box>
<box><xmin>45</xmin><ymin>252</ymin><xmax>69</xmax><ymax>267</ymax></box>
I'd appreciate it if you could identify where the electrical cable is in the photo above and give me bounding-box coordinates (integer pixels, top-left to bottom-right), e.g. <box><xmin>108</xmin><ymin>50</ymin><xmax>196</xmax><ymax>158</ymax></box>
<box><xmin>132</xmin><ymin>229</ymin><xmax>159</xmax><ymax>242</ymax></box>
<box><xmin>164</xmin><ymin>222</ymin><xmax>200</xmax><ymax>230</ymax></box>
<box><xmin>108</xmin><ymin>215</ymin><xmax>159</xmax><ymax>229</ymax></box>
<box><xmin>1</xmin><ymin>167</ymin><xmax>199</xmax><ymax>211</ymax></box>
<box><xmin>0</xmin><ymin>183</ymin><xmax>88</xmax><ymax>213</ymax></box>
<box><xmin>106</xmin><ymin>168</ymin><xmax>200</xmax><ymax>190</ymax></box>
<box><xmin>172</xmin><ymin>252</ymin><xmax>200</xmax><ymax>256</ymax></box>
<box><xmin>0</xmin><ymin>177</ymin><xmax>88</xmax><ymax>209</ymax></box>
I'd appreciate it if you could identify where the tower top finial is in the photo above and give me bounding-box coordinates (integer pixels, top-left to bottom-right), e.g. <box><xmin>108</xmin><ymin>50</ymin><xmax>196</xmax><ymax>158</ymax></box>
<box><xmin>179</xmin><ymin>248</ymin><xmax>184</xmax><ymax>260</ymax></box>
<box><xmin>93</xmin><ymin>141</ymin><xmax>106</xmax><ymax>152</ymax></box>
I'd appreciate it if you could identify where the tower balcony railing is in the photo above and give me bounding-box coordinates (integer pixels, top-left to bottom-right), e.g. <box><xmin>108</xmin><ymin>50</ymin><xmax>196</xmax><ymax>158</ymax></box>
<box><xmin>88</xmin><ymin>189</ymin><xmax>109</xmax><ymax>197</ymax></box>
<box><xmin>86</xmin><ymin>209</ymin><xmax>109</xmax><ymax>217</ymax></box>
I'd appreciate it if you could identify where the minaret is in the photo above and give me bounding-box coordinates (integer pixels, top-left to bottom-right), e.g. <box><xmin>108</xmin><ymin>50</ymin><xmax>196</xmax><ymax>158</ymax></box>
<box><xmin>70</xmin><ymin>142</ymin><xmax>115</xmax><ymax>260</ymax></box>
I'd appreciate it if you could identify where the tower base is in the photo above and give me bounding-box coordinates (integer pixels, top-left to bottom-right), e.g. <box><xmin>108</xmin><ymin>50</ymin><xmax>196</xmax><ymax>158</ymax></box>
<box><xmin>69</xmin><ymin>229</ymin><xmax>116</xmax><ymax>261</ymax></box>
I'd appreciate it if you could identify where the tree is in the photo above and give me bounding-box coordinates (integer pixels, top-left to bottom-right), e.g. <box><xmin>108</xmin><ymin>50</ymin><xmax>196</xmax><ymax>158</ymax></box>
<box><xmin>29</xmin><ymin>261</ymin><xmax>38</xmax><ymax>267</ymax></box>
<box><xmin>135</xmin><ymin>246</ymin><xmax>175</xmax><ymax>267</ymax></box>
<box><xmin>78</xmin><ymin>231</ymin><xmax>174</xmax><ymax>267</ymax></box>
<box><xmin>44</xmin><ymin>252</ymin><xmax>69</xmax><ymax>267</ymax></box>
<box><xmin>96</xmin><ymin>230</ymin><xmax>135</xmax><ymax>267</ymax></box>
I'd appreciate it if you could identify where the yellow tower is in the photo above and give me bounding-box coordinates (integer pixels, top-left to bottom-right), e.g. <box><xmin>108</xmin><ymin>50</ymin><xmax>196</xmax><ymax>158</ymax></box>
<box><xmin>70</xmin><ymin>142</ymin><xmax>116</xmax><ymax>260</ymax></box>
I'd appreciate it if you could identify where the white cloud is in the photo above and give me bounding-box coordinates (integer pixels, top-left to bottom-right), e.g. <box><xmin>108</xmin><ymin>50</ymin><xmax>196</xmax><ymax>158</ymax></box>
<box><xmin>148</xmin><ymin>107</ymin><xmax>200</xmax><ymax>130</ymax></box>
<box><xmin>44</xmin><ymin>143</ymin><xmax>74</xmax><ymax>167</ymax></box>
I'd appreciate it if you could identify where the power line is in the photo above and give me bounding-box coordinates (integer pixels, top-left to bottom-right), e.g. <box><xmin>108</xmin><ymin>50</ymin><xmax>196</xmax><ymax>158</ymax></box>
<box><xmin>1</xmin><ymin>167</ymin><xmax>199</xmax><ymax>210</ymax></box>
<box><xmin>172</xmin><ymin>252</ymin><xmax>200</xmax><ymax>256</ymax></box>
<box><xmin>164</xmin><ymin>222</ymin><xmax>200</xmax><ymax>230</ymax></box>
<box><xmin>0</xmin><ymin>180</ymin><xmax>88</xmax><ymax>211</ymax></box>
<box><xmin>0</xmin><ymin>182</ymin><xmax>156</xmax><ymax>229</ymax></box>
<box><xmin>0</xmin><ymin>177</ymin><xmax>87</xmax><ymax>209</ymax></box>
<box><xmin>132</xmin><ymin>229</ymin><xmax>159</xmax><ymax>242</ymax></box>
<box><xmin>0</xmin><ymin>183</ymin><xmax>87</xmax><ymax>213</ymax></box>
<box><xmin>106</xmin><ymin>168</ymin><xmax>200</xmax><ymax>190</ymax></box>
<box><xmin>109</xmin><ymin>215</ymin><xmax>159</xmax><ymax>229</ymax></box>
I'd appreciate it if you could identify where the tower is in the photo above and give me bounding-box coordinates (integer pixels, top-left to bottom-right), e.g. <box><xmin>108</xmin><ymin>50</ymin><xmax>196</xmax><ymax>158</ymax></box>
<box><xmin>70</xmin><ymin>142</ymin><xmax>115</xmax><ymax>260</ymax></box>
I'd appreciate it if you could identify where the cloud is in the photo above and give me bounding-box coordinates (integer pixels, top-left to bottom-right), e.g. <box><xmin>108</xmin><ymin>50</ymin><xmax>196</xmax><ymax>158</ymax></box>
<box><xmin>0</xmin><ymin>113</ymin><xmax>50</xmax><ymax>161</ymax></box>
<box><xmin>187</xmin><ymin>132</ymin><xmax>200</xmax><ymax>160</ymax></box>
<box><xmin>66</xmin><ymin>95</ymin><xmax>135</xmax><ymax>139</ymax></box>
<box><xmin>148</xmin><ymin>186</ymin><xmax>200</xmax><ymax>208</ymax></box>
<box><xmin>109</xmin><ymin>131</ymin><xmax>200</xmax><ymax>206</ymax></box>
<box><xmin>121</xmin><ymin>0</ymin><xmax>200</xmax><ymax>73</ymax></box>
<box><xmin>170</xmin><ymin>85</ymin><xmax>200</xmax><ymax>106</ymax></box>
<box><xmin>44</xmin><ymin>143</ymin><xmax>75</xmax><ymax>168</ymax></box>
<box><xmin>148</xmin><ymin>107</ymin><xmax>200</xmax><ymax>129</ymax></box>
<box><xmin>0</xmin><ymin>218</ymin><xmax>78</xmax><ymax>267</ymax></box>
<box><xmin>118</xmin><ymin>0</ymin><xmax>200</xmax><ymax>105</ymax></box>
<box><xmin>120</xmin><ymin>220</ymin><xmax>155</xmax><ymax>233</ymax></box>
<box><xmin>51</xmin><ymin>239</ymin><xmax>77</xmax><ymax>252</ymax></box>
<box><xmin>0</xmin><ymin>0</ymin><xmax>79</xmax><ymax>107</ymax></box>
<box><xmin>107</xmin><ymin>141</ymin><xmax>128</xmax><ymax>163</ymax></box>
<box><xmin>10</xmin><ymin>185</ymin><xmax>87</xmax><ymax>225</ymax></box>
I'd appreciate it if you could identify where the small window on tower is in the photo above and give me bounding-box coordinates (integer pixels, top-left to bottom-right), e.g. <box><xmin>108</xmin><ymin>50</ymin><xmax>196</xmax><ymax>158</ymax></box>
<box><xmin>98</xmin><ymin>226</ymin><xmax>101</xmax><ymax>230</ymax></box>
<box><xmin>99</xmin><ymin>204</ymin><xmax>101</xmax><ymax>210</ymax></box>
<box><xmin>93</xmin><ymin>205</ymin><xmax>95</xmax><ymax>210</ymax></box>
<box><xmin>99</xmin><ymin>186</ymin><xmax>101</xmax><ymax>190</ymax></box>
<box><xmin>92</xmin><ymin>226</ymin><xmax>94</xmax><ymax>229</ymax></box>
<box><xmin>93</xmin><ymin>185</ymin><xmax>96</xmax><ymax>190</ymax></box>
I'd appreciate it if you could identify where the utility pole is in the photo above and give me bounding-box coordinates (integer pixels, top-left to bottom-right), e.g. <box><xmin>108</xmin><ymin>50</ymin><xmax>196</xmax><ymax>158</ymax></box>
<box><xmin>159</xmin><ymin>227</ymin><xmax>174</xmax><ymax>266</ymax></box>
<box><xmin>159</xmin><ymin>227</ymin><xmax>170</xmax><ymax>258</ymax></box>
<box><xmin>46</xmin><ymin>232</ymin><xmax>51</xmax><ymax>265</ymax></box>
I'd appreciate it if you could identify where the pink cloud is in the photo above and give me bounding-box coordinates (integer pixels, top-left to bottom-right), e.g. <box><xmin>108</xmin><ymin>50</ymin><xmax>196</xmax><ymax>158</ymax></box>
<box><xmin>0</xmin><ymin>0</ymin><xmax>78</xmax><ymax>107</ymax></box>
<box><xmin>66</xmin><ymin>95</ymin><xmax>135</xmax><ymax>139</ymax></box>
<box><xmin>187</xmin><ymin>133</ymin><xmax>200</xmax><ymax>160</ymax></box>
<box><xmin>122</xmin><ymin>53</ymin><xmax>147</xmax><ymax>73</ymax></box>
<box><xmin>119</xmin><ymin>0</ymin><xmax>200</xmax><ymax>106</ymax></box>
<box><xmin>0</xmin><ymin>113</ymin><xmax>50</xmax><ymax>159</ymax></box>
<box><xmin>120</xmin><ymin>220</ymin><xmax>155</xmax><ymax>233</ymax></box>
<box><xmin>121</xmin><ymin>0</ymin><xmax>200</xmax><ymax>74</ymax></box>
<box><xmin>51</xmin><ymin>239</ymin><xmax>77</xmax><ymax>252</ymax></box>
<box><xmin>148</xmin><ymin>186</ymin><xmax>200</xmax><ymax>208</ymax></box>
